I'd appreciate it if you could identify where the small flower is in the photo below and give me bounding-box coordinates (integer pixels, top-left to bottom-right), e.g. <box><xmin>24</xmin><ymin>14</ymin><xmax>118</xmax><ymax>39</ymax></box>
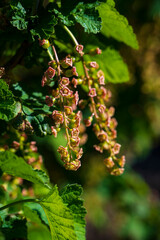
<box><xmin>88</xmin><ymin>88</ymin><xmax>97</xmax><ymax>98</ymax></box>
<box><xmin>75</xmin><ymin>111</ymin><xmax>81</xmax><ymax>127</ymax></box>
<box><xmin>98</xmin><ymin>104</ymin><xmax>106</xmax><ymax>113</ymax></box>
<box><xmin>45</xmin><ymin>96</ymin><xmax>53</xmax><ymax>106</ymax></box>
<box><xmin>112</xmin><ymin>143</ymin><xmax>121</xmax><ymax>155</ymax></box>
<box><xmin>90</xmin><ymin>61</ymin><xmax>98</xmax><ymax>68</ymax></box>
<box><xmin>118</xmin><ymin>155</ymin><xmax>126</xmax><ymax>167</ymax></box>
<box><xmin>60</xmin><ymin>87</ymin><xmax>73</xmax><ymax>97</ymax></box>
<box><xmin>84</xmin><ymin>115</ymin><xmax>94</xmax><ymax>127</ymax></box>
<box><xmin>104</xmin><ymin>157</ymin><xmax>115</xmax><ymax>168</ymax></box>
<box><xmin>51</xmin><ymin>126</ymin><xmax>57</xmax><ymax>137</ymax></box>
<box><xmin>12</xmin><ymin>141</ymin><xmax>20</xmax><ymax>150</ymax></box>
<box><xmin>61</xmin><ymin>77</ymin><xmax>70</xmax><ymax>86</ymax></box>
<box><xmin>57</xmin><ymin>146</ymin><xmax>68</xmax><ymax>157</ymax></box>
<box><xmin>94</xmin><ymin>144</ymin><xmax>103</xmax><ymax>153</ymax></box>
<box><xmin>108</xmin><ymin>107</ymin><xmax>115</xmax><ymax>117</ymax></box>
<box><xmin>64</xmin><ymin>106</ymin><xmax>73</xmax><ymax>115</ymax></box>
<box><xmin>72</xmin><ymin>66</ymin><xmax>78</xmax><ymax>76</ymax></box>
<box><xmin>76</xmin><ymin>148</ymin><xmax>83</xmax><ymax>160</ymax></box>
<box><xmin>74</xmin><ymin>91</ymin><xmax>79</xmax><ymax>105</ymax></box>
<box><xmin>97</xmin><ymin>70</ymin><xmax>104</xmax><ymax>78</ymax></box>
<box><xmin>45</xmin><ymin>67</ymin><xmax>56</xmax><ymax>79</ymax></box>
<box><xmin>75</xmin><ymin>44</ymin><xmax>84</xmax><ymax>56</ymax></box>
<box><xmin>111</xmin><ymin>168</ymin><xmax>124</xmax><ymax>176</ymax></box>
<box><xmin>64</xmin><ymin>160</ymin><xmax>81</xmax><ymax>171</ymax></box>
<box><xmin>97</xmin><ymin>130</ymin><xmax>108</xmax><ymax>142</ymax></box>
<box><xmin>98</xmin><ymin>76</ymin><xmax>105</xmax><ymax>85</ymax></box>
<box><xmin>60</xmin><ymin>56</ymin><xmax>73</xmax><ymax>68</ymax></box>
<box><xmin>95</xmin><ymin>48</ymin><xmax>102</xmax><ymax>55</ymax></box>
<box><xmin>52</xmin><ymin>110</ymin><xmax>64</xmax><ymax>124</ymax></box>
<box><xmin>72</xmin><ymin>78</ymin><xmax>78</xmax><ymax>88</ymax></box>
<box><xmin>70</xmin><ymin>137</ymin><xmax>80</xmax><ymax>148</ymax></box>
<box><xmin>52</xmin><ymin>88</ymin><xmax>60</xmax><ymax>98</ymax></box>
<box><xmin>71</xmin><ymin>128</ymin><xmax>80</xmax><ymax>138</ymax></box>
<box><xmin>41</xmin><ymin>75</ymin><xmax>47</xmax><ymax>87</ymax></box>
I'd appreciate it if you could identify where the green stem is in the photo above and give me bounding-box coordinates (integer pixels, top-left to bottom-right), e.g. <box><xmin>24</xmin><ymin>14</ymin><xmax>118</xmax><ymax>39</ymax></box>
<box><xmin>47</xmin><ymin>48</ymin><xmax>54</xmax><ymax>61</ymax></box>
<box><xmin>62</xmin><ymin>25</ymin><xmax>79</xmax><ymax>46</ymax></box>
<box><xmin>0</xmin><ymin>198</ymin><xmax>38</xmax><ymax>211</ymax></box>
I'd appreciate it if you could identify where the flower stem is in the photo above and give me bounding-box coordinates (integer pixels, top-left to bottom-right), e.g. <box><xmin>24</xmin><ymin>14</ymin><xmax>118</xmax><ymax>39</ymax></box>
<box><xmin>0</xmin><ymin>198</ymin><xmax>38</xmax><ymax>211</ymax></box>
<box><xmin>47</xmin><ymin>48</ymin><xmax>54</xmax><ymax>61</ymax></box>
<box><xmin>62</xmin><ymin>25</ymin><xmax>79</xmax><ymax>46</ymax></box>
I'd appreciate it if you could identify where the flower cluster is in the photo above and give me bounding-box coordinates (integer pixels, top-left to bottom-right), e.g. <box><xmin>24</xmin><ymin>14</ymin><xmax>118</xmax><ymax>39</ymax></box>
<box><xmin>81</xmin><ymin>58</ymin><xmax>125</xmax><ymax>176</ymax></box>
<box><xmin>41</xmin><ymin>50</ymin><xmax>83</xmax><ymax>170</ymax></box>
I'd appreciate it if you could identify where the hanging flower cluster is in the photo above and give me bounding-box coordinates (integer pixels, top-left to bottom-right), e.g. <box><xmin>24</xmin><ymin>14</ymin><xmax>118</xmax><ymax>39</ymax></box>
<box><xmin>41</xmin><ymin>46</ymin><xmax>83</xmax><ymax>170</ymax></box>
<box><xmin>81</xmin><ymin>58</ymin><xmax>125</xmax><ymax>176</ymax></box>
<box><xmin>39</xmin><ymin>40</ymin><xmax>125</xmax><ymax>175</ymax></box>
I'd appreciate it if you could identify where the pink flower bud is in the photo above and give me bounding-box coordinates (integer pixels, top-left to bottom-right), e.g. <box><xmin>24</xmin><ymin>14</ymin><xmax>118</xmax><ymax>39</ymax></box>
<box><xmin>12</xmin><ymin>141</ymin><xmax>20</xmax><ymax>150</ymax></box>
<box><xmin>96</xmin><ymin>48</ymin><xmax>102</xmax><ymax>55</ymax></box>
<box><xmin>51</xmin><ymin>126</ymin><xmax>57</xmax><ymax>137</ymax></box>
<box><xmin>72</xmin><ymin>66</ymin><xmax>78</xmax><ymax>77</ymax></box>
<box><xmin>74</xmin><ymin>91</ymin><xmax>79</xmax><ymax>105</ymax></box>
<box><xmin>72</xmin><ymin>78</ymin><xmax>78</xmax><ymax>88</ymax></box>
<box><xmin>41</xmin><ymin>75</ymin><xmax>47</xmax><ymax>87</ymax></box>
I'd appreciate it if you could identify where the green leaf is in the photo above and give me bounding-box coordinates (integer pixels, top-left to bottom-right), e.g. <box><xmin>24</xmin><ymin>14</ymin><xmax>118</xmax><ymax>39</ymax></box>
<box><xmin>85</xmin><ymin>47</ymin><xmax>129</xmax><ymax>83</ymax></box>
<box><xmin>71</xmin><ymin>2</ymin><xmax>101</xmax><ymax>34</ymax></box>
<box><xmin>0</xmin><ymin>80</ymin><xmax>21</xmax><ymax>121</ymax></box>
<box><xmin>10</xmin><ymin>2</ymin><xmax>28</xmax><ymax>30</ymax></box>
<box><xmin>0</xmin><ymin>151</ymin><xmax>51</xmax><ymax>189</ymax></box>
<box><xmin>28</xmin><ymin>224</ymin><xmax>51</xmax><ymax>240</ymax></box>
<box><xmin>97</xmin><ymin>0</ymin><xmax>139</xmax><ymax>49</ymax></box>
<box><xmin>23</xmin><ymin>202</ymin><xmax>49</xmax><ymax>226</ymax></box>
<box><xmin>39</xmin><ymin>186</ymin><xmax>77</xmax><ymax>240</ymax></box>
<box><xmin>53</xmin><ymin>9</ymin><xmax>73</xmax><ymax>26</ymax></box>
<box><xmin>60</xmin><ymin>184</ymin><xmax>87</xmax><ymax>240</ymax></box>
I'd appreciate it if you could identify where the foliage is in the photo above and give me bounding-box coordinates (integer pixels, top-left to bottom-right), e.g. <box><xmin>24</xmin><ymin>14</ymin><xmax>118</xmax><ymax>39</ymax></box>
<box><xmin>0</xmin><ymin>0</ymin><xmax>139</xmax><ymax>239</ymax></box>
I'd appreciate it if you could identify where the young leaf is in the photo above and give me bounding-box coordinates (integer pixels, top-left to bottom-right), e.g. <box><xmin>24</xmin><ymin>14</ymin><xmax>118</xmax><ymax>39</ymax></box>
<box><xmin>10</xmin><ymin>2</ymin><xmax>28</xmax><ymax>30</ymax></box>
<box><xmin>39</xmin><ymin>186</ymin><xmax>77</xmax><ymax>240</ymax></box>
<box><xmin>60</xmin><ymin>184</ymin><xmax>87</xmax><ymax>240</ymax></box>
<box><xmin>0</xmin><ymin>151</ymin><xmax>51</xmax><ymax>189</ymax></box>
<box><xmin>97</xmin><ymin>0</ymin><xmax>139</xmax><ymax>49</ymax></box>
<box><xmin>71</xmin><ymin>2</ymin><xmax>101</xmax><ymax>34</ymax></box>
<box><xmin>0</xmin><ymin>80</ymin><xmax>21</xmax><ymax>121</ymax></box>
